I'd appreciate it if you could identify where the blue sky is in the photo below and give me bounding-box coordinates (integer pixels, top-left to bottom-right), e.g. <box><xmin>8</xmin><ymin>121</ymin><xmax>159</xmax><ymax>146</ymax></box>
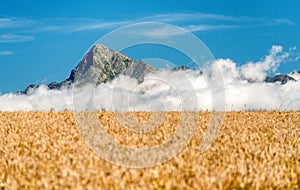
<box><xmin>0</xmin><ymin>0</ymin><xmax>300</xmax><ymax>93</ymax></box>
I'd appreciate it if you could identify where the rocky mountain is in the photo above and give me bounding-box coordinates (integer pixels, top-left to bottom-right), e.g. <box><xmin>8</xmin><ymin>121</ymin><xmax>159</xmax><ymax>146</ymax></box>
<box><xmin>20</xmin><ymin>44</ymin><xmax>299</xmax><ymax>94</ymax></box>
<box><xmin>67</xmin><ymin>44</ymin><xmax>156</xmax><ymax>86</ymax></box>
<box><xmin>21</xmin><ymin>44</ymin><xmax>157</xmax><ymax>94</ymax></box>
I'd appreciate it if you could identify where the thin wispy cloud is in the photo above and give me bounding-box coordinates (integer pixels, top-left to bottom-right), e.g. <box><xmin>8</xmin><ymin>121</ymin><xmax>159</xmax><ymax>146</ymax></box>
<box><xmin>0</xmin><ymin>12</ymin><xmax>293</xmax><ymax>37</ymax></box>
<box><xmin>0</xmin><ymin>51</ymin><xmax>13</xmax><ymax>56</ymax></box>
<box><xmin>65</xmin><ymin>13</ymin><xmax>293</xmax><ymax>33</ymax></box>
<box><xmin>70</xmin><ymin>20</ymin><xmax>130</xmax><ymax>32</ymax></box>
<box><xmin>234</xmin><ymin>16</ymin><xmax>294</xmax><ymax>26</ymax></box>
<box><xmin>136</xmin><ymin>26</ymin><xmax>184</xmax><ymax>38</ymax></box>
<box><xmin>19</xmin><ymin>18</ymin><xmax>131</xmax><ymax>33</ymax></box>
<box><xmin>0</xmin><ymin>17</ymin><xmax>34</xmax><ymax>29</ymax></box>
<box><xmin>142</xmin><ymin>12</ymin><xmax>238</xmax><ymax>23</ymax></box>
<box><xmin>185</xmin><ymin>24</ymin><xmax>237</xmax><ymax>32</ymax></box>
<box><xmin>140</xmin><ymin>12</ymin><xmax>293</xmax><ymax>27</ymax></box>
<box><xmin>67</xmin><ymin>13</ymin><xmax>238</xmax><ymax>33</ymax></box>
<box><xmin>0</xmin><ymin>34</ymin><xmax>35</xmax><ymax>43</ymax></box>
<box><xmin>132</xmin><ymin>24</ymin><xmax>236</xmax><ymax>39</ymax></box>
<box><xmin>0</xmin><ymin>18</ymin><xmax>11</xmax><ymax>22</ymax></box>
<box><xmin>269</xmin><ymin>18</ymin><xmax>294</xmax><ymax>26</ymax></box>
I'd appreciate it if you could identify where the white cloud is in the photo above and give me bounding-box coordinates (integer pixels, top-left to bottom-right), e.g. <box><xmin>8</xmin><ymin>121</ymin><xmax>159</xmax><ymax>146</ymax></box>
<box><xmin>241</xmin><ymin>45</ymin><xmax>289</xmax><ymax>81</ymax></box>
<box><xmin>0</xmin><ymin>51</ymin><xmax>13</xmax><ymax>56</ymax></box>
<box><xmin>0</xmin><ymin>34</ymin><xmax>35</xmax><ymax>43</ymax></box>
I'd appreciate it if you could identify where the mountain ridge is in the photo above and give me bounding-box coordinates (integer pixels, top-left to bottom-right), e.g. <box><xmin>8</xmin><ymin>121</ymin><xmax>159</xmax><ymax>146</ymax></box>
<box><xmin>20</xmin><ymin>44</ymin><xmax>299</xmax><ymax>94</ymax></box>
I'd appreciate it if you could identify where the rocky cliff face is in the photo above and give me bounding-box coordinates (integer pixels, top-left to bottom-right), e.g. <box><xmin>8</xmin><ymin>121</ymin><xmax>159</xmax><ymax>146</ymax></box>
<box><xmin>67</xmin><ymin>44</ymin><xmax>156</xmax><ymax>86</ymax></box>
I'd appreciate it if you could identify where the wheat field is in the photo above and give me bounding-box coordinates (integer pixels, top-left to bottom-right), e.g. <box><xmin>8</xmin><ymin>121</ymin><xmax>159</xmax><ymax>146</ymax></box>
<box><xmin>0</xmin><ymin>111</ymin><xmax>299</xmax><ymax>189</ymax></box>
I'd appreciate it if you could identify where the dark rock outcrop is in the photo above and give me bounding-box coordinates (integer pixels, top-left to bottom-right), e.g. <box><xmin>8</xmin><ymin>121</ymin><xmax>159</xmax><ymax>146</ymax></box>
<box><xmin>265</xmin><ymin>74</ymin><xmax>296</xmax><ymax>84</ymax></box>
<box><xmin>172</xmin><ymin>65</ymin><xmax>191</xmax><ymax>71</ymax></box>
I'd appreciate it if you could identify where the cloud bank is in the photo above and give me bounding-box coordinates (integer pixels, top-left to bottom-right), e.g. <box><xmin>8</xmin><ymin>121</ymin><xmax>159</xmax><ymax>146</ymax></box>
<box><xmin>0</xmin><ymin>46</ymin><xmax>299</xmax><ymax>111</ymax></box>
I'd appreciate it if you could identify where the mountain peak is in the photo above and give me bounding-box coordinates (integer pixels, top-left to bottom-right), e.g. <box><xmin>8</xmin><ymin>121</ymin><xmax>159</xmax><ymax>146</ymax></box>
<box><xmin>90</xmin><ymin>44</ymin><xmax>128</xmax><ymax>59</ymax></box>
<box><xmin>67</xmin><ymin>44</ymin><xmax>156</xmax><ymax>86</ymax></box>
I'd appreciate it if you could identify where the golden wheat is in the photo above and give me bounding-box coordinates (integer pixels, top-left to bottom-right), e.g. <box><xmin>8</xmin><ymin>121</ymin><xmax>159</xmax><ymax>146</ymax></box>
<box><xmin>0</xmin><ymin>111</ymin><xmax>299</xmax><ymax>189</ymax></box>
